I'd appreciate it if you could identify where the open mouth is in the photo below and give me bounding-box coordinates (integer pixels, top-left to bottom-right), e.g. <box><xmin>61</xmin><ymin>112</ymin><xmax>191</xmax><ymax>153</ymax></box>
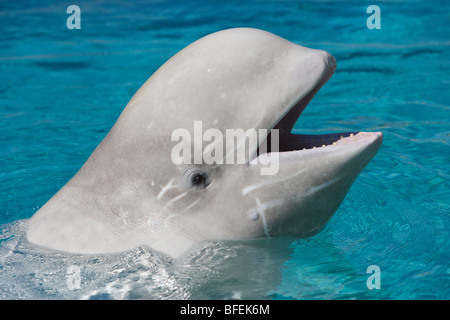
<box><xmin>259</xmin><ymin>63</ymin><xmax>375</xmax><ymax>155</ymax></box>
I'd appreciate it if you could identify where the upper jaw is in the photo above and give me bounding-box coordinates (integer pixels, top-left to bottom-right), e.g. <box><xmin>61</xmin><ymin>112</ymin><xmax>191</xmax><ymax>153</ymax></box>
<box><xmin>254</xmin><ymin>50</ymin><xmax>337</xmax><ymax>158</ymax></box>
<box><xmin>255</xmin><ymin>50</ymin><xmax>383</xmax><ymax>160</ymax></box>
<box><xmin>273</xmin><ymin>51</ymin><xmax>337</xmax><ymax>135</ymax></box>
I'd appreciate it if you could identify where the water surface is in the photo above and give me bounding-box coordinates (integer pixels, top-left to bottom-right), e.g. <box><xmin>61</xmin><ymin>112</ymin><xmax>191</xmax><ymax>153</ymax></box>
<box><xmin>0</xmin><ymin>0</ymin><xmax>448</xmax><ymax>299</ymax></box>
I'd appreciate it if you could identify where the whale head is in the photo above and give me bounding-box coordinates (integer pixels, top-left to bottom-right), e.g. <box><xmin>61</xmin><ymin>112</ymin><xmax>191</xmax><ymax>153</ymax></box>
<box><xmin>27</xmin><ymin>28</ymin><xmax>382</xmax><ymax>258</ymax></box>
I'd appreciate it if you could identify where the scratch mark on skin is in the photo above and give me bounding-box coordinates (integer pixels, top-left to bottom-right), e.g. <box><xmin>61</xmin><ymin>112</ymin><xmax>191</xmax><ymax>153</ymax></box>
<box><xmin>221</xmin><ymin>117</ymin><xmax>264</xmax><ymax>165</ymax></box>
<box><xmin>157</xmin><ymin>178</ymin><xmax>176</xmax><ymax>200</ymax></box>
<box><xmin>183</xmin><ymin>197</ymin><xmax>202</xmax><ymax>212</ymax></box>
<box><xmin>256</xmin><ymin>198</ymin><xmax>270</xmax><ymax>238</ymax></box>
<box><xmin>160</xmin><ymin>191</ymin><xmax>188</xmax><ymax>213</ymax></box>
<box><xmin>296</xmin><ymin>174</ymin><xmax>345</xmax><ymax>199</ymax></box>
<box><xmin>149</xmin><ymin>192</ymin><xmax>188</xmax><ymax>234</ymax></box>
<box><xmin>254</xmin><ymin>197</ymin><xmax>285</xmax><ymax>238</ymax></box>
<box><xmin>242</xmin><ymin>168</ymin><xmax>307</xmax><ymax>196</ymax></box>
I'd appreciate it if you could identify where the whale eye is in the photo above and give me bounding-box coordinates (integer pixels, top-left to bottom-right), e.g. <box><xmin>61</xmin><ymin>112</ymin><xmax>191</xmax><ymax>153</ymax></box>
<box><xmin>192</xmin><ymin>173</ymin><xmax>206</xmax><ymax>186</ymax></box>
<box><xmin>183</xmin><ymin>168</ymin><xmax>212</xmax><ymax>190</ymax></box>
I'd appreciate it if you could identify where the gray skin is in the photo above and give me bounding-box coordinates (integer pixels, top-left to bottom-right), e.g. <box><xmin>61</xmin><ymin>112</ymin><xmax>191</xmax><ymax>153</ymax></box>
<box><xmin>27</xmin><ymin>28</ymin><xmax>383</xmax><ymax>258</ymax></box>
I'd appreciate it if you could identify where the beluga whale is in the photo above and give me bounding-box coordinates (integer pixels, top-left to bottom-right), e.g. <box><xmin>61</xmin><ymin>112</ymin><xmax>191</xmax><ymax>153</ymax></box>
<box><xmin>27</xmin><ymin>28</ymin><xmax>383</xmax><ymax>258</ymax></box>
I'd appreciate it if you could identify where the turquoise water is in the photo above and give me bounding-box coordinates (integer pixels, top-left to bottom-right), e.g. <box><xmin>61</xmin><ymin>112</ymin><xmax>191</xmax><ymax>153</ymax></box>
<box><xmin>0</xmin><ymin>0</ymin><xmax>449</xmax><ymax>299</ymax></box>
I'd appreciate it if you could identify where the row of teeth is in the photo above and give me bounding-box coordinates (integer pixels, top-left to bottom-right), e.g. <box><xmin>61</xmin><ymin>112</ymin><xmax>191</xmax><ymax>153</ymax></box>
<box><xmin>301</xmin><ymin>132</ymin><xmax>375</xmax><ymax>150</ymax></box>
